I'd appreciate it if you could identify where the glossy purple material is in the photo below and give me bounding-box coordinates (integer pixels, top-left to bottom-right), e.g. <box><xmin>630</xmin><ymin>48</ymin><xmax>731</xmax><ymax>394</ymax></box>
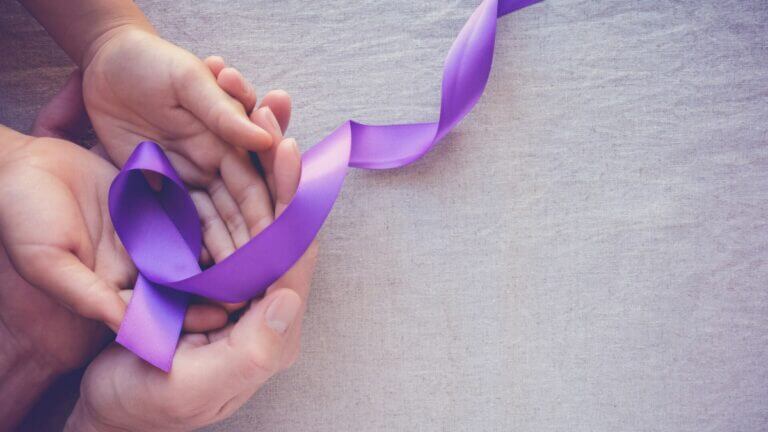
<box><xmin>110</xmin><ymin>0</ymin><xmax>542</xmax><ymax>371</ymax></box>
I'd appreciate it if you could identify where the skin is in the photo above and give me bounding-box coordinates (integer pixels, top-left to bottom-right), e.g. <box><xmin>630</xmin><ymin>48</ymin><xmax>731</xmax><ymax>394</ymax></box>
<box><xmin>0</xmin><ymin>1</ymin><xmax>316</xmax><ymax>429</ymax></box>
<box><xmin>0</xmin><ymin>127</ymin><xmax>130</xmax><ymax>429</ymax></box>
<box><xmin>0</xmin><ymin>69</ymin><xmax>315</xmax><ymax>431</ymax></box>
<box><xmin>0</xmin><ymin>124</ymin><xmax>235</xmax><ymax>428</ymax></box>
<box><xmin>82</xmin><ymin>27</ymin><xmax>294</xmax><ymax>277</ymax></box>
<box><xmin>19</xmin><ymin>0</ymin><xmax>294</xmax><ymax>311</ymax></box>
<box><xmin>65</xmin><ymin>137</ymin><xmax>317</xmax><ymax>431</ymax></box>
<box><xmin>0</xmin><ymin>128</ymin><xmax>135</xmax><ymax>335</ymax></box>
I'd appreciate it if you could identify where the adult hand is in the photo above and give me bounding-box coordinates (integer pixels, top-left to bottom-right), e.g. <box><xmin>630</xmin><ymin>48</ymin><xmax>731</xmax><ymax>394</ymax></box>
<box><xmin>64</xmin><ymin>137</ymin><xmax>317</xmax><ymax>432</ymax></box>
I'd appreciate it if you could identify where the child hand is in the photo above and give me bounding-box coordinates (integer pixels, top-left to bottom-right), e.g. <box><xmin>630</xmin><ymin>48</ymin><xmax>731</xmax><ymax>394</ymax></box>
<box><xmin>84</xmin><ymin>28</ymin><xmax>293</xmax><ymax>268</ymax></box>
<box><xmin>64</xmin><ymin>138</ymin><xmax>317</xmax><ymax>432</ymax></box>
<box><xmin>21</xmin><ymin>0</ymin><xmax>293</xmax><ymax>277</ymax></box>
<box><xmin>81</xmin><ymin>26</ymin><xmax>286</xmax><ymax>183</ymax></box>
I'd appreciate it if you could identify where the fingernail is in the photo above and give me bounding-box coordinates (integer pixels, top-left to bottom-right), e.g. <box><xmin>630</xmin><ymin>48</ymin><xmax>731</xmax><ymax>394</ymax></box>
<box><xmin>284</xmin><ymin>137</ymin><xmax>298</xmax><ymax>153</ymax></box>
<box><xmin>263</xmin><ymin>107</ymin><xmax>281</xmax><ymax>135</ymax></box>
<box><xmin>265</xmin><ymin>291</ymin><xmax>301</xmax><ymax>334</ymax></box>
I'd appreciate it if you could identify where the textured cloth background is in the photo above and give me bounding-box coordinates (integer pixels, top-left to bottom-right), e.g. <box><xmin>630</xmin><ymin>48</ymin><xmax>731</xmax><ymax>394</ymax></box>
<box><xmin>2</xmin><ymin>1</ymin><xmax>768</xmax><ymax>431</ymax></box>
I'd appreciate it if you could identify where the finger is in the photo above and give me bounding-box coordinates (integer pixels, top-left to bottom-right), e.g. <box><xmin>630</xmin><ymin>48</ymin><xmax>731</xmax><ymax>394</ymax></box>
<box><xmin>263</xmin><ymin>137</ymin><xmax>317</xmax><ymax>367</ymax></box>
<box><xmin>206</xmin><ymin>322</ymin><xmax>233</xmax><ymax>344</ymax></box>
<box><xmin>207</xmin><ymin>178</ymin><xmax>250</xmax><ymax>249</ymax></box>
<box><xmin>249</xmin><ymin>107</ymin><xmax>283</xmax><ymax>197</ymax></box>
<box><xmin>273</xmin><ymin>138</ymin><xmax>301</xmax><ymax>216</ymax></box>
<box><xmin>13</xmin><ymin>247</ymin><xmax>126</xmax><ymax>331</ymax></box>
<box><xmin>165</xmin><ymin>149</ymin><xmax>216</xmax><ymax>189</ymax></box>
<box><xmin>173</xmin><ymin>61</ymin><xmax>272</xmax><ymax>152</ymax></box>
<box><xmin>122</xmin><ymin>290</ymin><xmax>228</xmax><ymax>332</ymax></box>
<box><xmin>189</xmin><ymin>190</ymin><xmax>236</xmax><ymax>262</ymax></box>
<box><xmin>200</xmin><ymin>246</ymin><xmax>213</xmax><ymax>268</ymax></box>
<box><xmin>184</xmin><ymin>303</ymin><xmax>228</xmax><ymax>333</ymax></box>
<box><xmin>267</xmin><ymin>138</ymin><xmax>317</xmax><ymax>303</ymax></box>
<box><xmin>204</xmin><ymin>56</ymin><xmax>226</xmax><ymax>77</ymax></box>
<box><xmin>271</xmin><ymin>245</ymin><xmax>318</xmax><ymax>371</ymax></box>
<box><xmin>215</xmin><ymin>300</ymin><xmax>248</xmax><ymax>313</ymax></box>
<box><xmin>220</xmin><ymin>150</ymin><xmax>274</xmax><ymax>237</ymax></box>
<box><xmin>217</xmin><ymin>67</ymin><xmax>257</xmax><ymax>113</ymax></box>
<box><xmin>266</xmin><ymin>239</ymin><xmax>318</xmax><ymax>301</ymax></box>
<box><xmin>263</xmin><ymin>135</ymin><xmax>317</xmax><ymax>361</ymax></box>
<box><xmin>143</xmin><ymin>171</ymin><xmax>163</xmax><ymax>192</ymax></box>
<box><xmin>259</xmin><ymin>90</ymin><xmax>292</xmax><ymax>134</ymax></box>
<box><xmin>186</xmin><ymin>289</ymin><xmax>301</xmax><ymax>388</ymax></box>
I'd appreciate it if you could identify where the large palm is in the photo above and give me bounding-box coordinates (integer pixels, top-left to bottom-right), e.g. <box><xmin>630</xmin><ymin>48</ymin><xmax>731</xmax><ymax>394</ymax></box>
<box><xmin>0</xmin><ymin>133</ymin><xmax>133</xmax><ymax>371</ymax></box>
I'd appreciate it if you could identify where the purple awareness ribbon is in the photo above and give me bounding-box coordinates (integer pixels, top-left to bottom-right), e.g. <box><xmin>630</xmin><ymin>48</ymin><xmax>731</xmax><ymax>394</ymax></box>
<box><xmin>110</xmin><ymin>0</ymin><xmax>542</xmax><ymax>371</ymax></box>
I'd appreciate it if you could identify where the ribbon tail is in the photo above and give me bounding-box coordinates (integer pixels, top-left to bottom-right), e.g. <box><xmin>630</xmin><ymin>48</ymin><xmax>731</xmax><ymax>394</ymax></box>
<box><xmin>109</xmin><ymin>0</ymin><xmax>544</xmax><ymax>371</ymax></box>
<box><xmin>116</xmin><ymin>274</ymin><xmax>188</xmax><ymax>372</ymax></box>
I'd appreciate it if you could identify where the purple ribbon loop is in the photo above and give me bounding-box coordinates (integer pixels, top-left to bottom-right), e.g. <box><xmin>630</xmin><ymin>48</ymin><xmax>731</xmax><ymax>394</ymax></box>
<box><xmin>110</xmin><ymin>0</ymin><xmax>542</xmax><ymax>371</ymax></box>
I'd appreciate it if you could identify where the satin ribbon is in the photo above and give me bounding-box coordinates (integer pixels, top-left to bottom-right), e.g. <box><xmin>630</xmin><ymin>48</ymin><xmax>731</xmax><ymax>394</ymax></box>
<box><xmin>111</xmin><ymin>0</ymin><xmax>542</xmax><ymax>371</ymax></box>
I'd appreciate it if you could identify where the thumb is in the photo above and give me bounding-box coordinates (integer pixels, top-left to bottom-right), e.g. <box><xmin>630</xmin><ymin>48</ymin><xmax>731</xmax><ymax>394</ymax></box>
<box><xmin>187</xmin><ymin>289</ymin><xmax>302</xmax><ymax>389</ymax></box>
<box><xmin>14</xmin><ymin>247</ymin><xmax>126</xmax><ymax>332</ymax></box>
<box><xmin>174</xmin><ymin>61</ymin><xmax>273</xmax><ymax>152</ymax></box>
<box><xmin>228</xmin><ymin>288</ymin><xmax>302</xmax><ymax>381</ymax></box>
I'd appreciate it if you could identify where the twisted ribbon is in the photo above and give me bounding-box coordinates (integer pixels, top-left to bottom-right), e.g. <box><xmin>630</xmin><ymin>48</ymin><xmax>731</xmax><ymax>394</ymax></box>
<box><xmin>110</xmin><ymin>0</ymin><xmax>542</xmax><ymax>371</ymax></box>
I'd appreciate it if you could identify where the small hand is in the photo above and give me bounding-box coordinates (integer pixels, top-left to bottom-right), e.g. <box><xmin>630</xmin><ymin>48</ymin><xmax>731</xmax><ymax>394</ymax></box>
<box><xmin>82</xmin><ymin>27</ymin><xmax>292</xmax><ymax>268</ymax></box>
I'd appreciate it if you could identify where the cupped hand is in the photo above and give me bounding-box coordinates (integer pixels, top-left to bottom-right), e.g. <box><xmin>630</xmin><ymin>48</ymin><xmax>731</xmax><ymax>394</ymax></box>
<box><xmin>82</xmin><ymin>26</ymin><xmax>292</xmax><ymax>267</ymax></box>
<box><xmin>66</xmin><ymin>137</ymin><xmax>317</xmax><ymax>432</ymax></box>
<box><xmin>0</xmin><ymin>125</ymin><xmax>241</xmax><ymax>374</ymax></box>
<box><xmin>0</xmin><ymin>128</ymin><xmax>133</xmax><ymax>332</ymax></box>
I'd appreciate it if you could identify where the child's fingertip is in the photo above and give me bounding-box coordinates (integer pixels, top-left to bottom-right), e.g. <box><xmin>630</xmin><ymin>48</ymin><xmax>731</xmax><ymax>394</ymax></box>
<box><xmin>261</xmin><ymin>90</ymin><xmax>292</xmax><ymax>133</ymax></box>
<box><xmin>251</xmin><ymin>107</ymin><xmax>282</xmax><ymax>145</ymax></box>
<box><xmin>289</xmin><ymin>138</ymin><xmax>300</xmax><ymax>156</ymax></box>
<box><xmin>204</xmin><ymin>56</ymin><xmax>227</xmax><ymax>76</ymax></box>
<box><xmin>237</xmin><ymin>118</ymin><xmax>273</xmax><ymax>151</ymax></box>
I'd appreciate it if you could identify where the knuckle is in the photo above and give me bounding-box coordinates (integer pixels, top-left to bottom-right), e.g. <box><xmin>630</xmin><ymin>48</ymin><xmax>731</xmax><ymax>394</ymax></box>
<box><xmin>187</xmin><ymin>144</ymin><xmax>224</xmax><ymax>176</ymax></box>
<box><xmin>158</xmin><ymin>397</ymin><xmax>197</xmax><ymax>420</ymax></box>
<box><xmin>154</xmin><ymin>384</ymin><xmax>206</xmax><ymax>421</ymax></box>
<box><xmin>71</xmin><ymin>298</ymin><xmax>101</xmax><ymax>321</ymax></box>
<box><xmin>236</xmin><ymin>183</ymin><xmax>265</xmax><ymax>208</ymax></box>
<box><xmin>208</xmin><ymin>100</ymin><xmax>236</xmax><ymax>132</ymax></box>
<box><xmin>234</xmin><ymin>340</ymin><xmax>281</xmax><ymax>381</ymax></box>
<box><xmin>224</xmin><ymin>212</ymin><xmax>246</xmax><ymax>233</ymax></box>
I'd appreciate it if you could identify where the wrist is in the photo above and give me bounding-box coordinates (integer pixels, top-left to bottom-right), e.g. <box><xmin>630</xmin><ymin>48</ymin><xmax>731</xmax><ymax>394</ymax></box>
<box><xmin>0</xmin><ymin>321</ymin><xmax>59</xmax><ymax>428</ymax></box>
<box><xmin>19</xmin><ymin>0</ymin><xmax>156</xmax><ymax>69</ymax></box>
<box><xmin>81</xmin><ymin>21</ymin><xmax>156</xmax><ymax>72</ymax></box>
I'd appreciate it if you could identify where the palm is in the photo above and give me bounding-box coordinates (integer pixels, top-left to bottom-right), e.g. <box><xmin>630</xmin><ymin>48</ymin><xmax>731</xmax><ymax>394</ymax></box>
<box><xmin>81</xmin><ymin>28</ymin><xmax>292</xmax><ymax>265</ymax></box>
<box><xmin>79</xmin><ymin>239</ymin><xmax>317</xmax><ymax>431</ymax></box>
<box><xmin>72</xmin><ymin>132</ymin><xmax>316</xmax><ymax>432</ymax></box>
<box><xmin>83</xmin><ymin>31</ymin><xmax>271</xmax><ymax>187</ymax></box>
<box><xmin>0</xmin><ymin>137</ymin><xmax>134</xmax><ymax>371</ymax></box>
